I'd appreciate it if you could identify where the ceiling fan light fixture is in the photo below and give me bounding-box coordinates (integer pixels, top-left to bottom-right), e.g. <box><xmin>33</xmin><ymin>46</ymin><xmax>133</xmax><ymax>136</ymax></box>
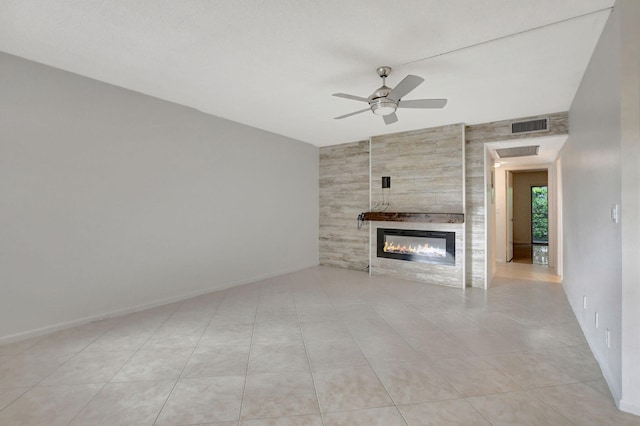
<box><xmin>371</xmin><ymin>99</ymin><xmax>397</xmax><ymax>116</ymax></box>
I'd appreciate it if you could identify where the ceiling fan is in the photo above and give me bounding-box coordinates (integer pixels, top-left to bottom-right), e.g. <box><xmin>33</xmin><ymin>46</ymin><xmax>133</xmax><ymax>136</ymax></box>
<box><xmin>332</xmin><ymin>66</ymin><xmax>447</xmax><ymax>124</ymax></box>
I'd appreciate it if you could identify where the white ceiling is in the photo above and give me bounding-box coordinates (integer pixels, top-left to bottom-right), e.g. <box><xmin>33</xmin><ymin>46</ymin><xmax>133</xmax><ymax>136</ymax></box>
<box><xmin>0</xmin><ymin>0</ymin><xmax>613</xmax><ymax>147</ymax></box>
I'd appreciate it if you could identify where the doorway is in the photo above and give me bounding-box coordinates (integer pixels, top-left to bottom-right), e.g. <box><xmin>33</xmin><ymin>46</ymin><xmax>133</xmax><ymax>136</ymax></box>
<box><xmin>510</xmin><ymin>170</ymin><xmax>548</xmax><ymax>264</ymax></box>
<box><xmin>483</xmin><ymin>135</ymin><xmax>566</xmax><ymax>288</ymax></box>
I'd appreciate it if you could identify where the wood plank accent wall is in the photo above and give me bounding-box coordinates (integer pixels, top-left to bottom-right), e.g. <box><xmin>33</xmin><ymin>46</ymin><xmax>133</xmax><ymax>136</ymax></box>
<box><xmin>319</xmin><ymin>140</ymin><xmax>369</xmax><ymax>270</ymax></box>
<box><xmin>464</xmin><ymin>112</ymin><xmax>568</xmax><ymax>287</ymax></box>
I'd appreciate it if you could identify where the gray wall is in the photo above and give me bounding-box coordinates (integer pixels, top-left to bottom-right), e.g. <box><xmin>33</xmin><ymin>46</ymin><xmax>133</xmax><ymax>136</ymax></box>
<box><xmin>0</xmin><ymin>52</ymin><xmax>319</xmax><ymax>341</ymax></box>
<box><xmin>619</xmin><ymin>0</ymin><xmax>640</xmax><ymax>415</ymax></box>
<box><xmin>561</xmin><ymin>0</ymin><xmax>640</xmax><ymax>412</ymax></box>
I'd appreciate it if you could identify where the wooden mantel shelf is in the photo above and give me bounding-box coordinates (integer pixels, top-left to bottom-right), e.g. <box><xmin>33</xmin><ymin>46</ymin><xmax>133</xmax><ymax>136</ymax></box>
<box><xmin>361</xmin><ymin>212</ymin><xmax>464</xmax><ymax>223</ymax></box>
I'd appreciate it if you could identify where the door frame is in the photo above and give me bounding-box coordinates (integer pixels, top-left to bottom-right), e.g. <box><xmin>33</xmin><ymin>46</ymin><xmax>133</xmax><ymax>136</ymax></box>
<box><xmin>483</xmin><ymin>143</ymin><xmax>563</xmax><ymax>288</ymax></box>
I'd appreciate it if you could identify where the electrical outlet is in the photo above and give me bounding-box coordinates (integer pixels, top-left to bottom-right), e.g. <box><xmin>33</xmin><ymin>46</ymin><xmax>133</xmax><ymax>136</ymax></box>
<box><xmin>606</xmin><ymin>329</ymin><xmax>611</xmax><ymax>348</ymax></box>
<box><xmin>611</xmin><ymin>204</ymin><xmax>619</xmax><ymax>223</ymax></box>
<box><xmin>382</xmin><ymin>176</ymin><xmax>391</xmax><ymax>189</ymax></box>
<box><xmin>595</xmin><ymin>312</ymin><xmax>599</xmax><ymax>329</ymax></box>
<box><xmin>583</xmin><ymin>296</ymin><xmax>587</xmax><ymax>309</ymax></box>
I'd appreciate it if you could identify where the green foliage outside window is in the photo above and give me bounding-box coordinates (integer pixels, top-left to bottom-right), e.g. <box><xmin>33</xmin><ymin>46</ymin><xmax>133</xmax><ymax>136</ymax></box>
<box><xmin>532</xmin><ymin>186</ymin><xmax>548</xmax><ymax>243</ymax></box>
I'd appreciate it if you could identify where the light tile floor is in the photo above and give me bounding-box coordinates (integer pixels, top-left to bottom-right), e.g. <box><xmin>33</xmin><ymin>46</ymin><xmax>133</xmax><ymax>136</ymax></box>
<box><xmin>0</xmin><ymin>265</ymin><xmax>639</xmax><ymax>425</ymax></box>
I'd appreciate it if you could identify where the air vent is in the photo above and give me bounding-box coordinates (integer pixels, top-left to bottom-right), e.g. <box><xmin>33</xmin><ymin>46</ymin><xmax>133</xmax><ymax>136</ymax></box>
<box><xmin>511</xmin><ymin>118</ymin><xmax>548</xmax><ymax>134</ymax></box>
<box><xmin>496</xmin><ymin>145</ymin><xmax>540</xmax><ymax>158</ymax></box>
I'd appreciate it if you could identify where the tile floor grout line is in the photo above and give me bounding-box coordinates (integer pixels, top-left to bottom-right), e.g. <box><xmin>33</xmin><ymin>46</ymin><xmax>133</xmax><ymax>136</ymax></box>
<box><xmin>295</xmin><ymin>277</ymin><xmax>329</xmax><ymax>426</ymax></box>
<box><xmin>141</xmin><ymin>298</ymin><xmax>208</xmax><ymax>426</ymax></box>
<box><xmin>235</xmin><ymin>284</ymin><xmax>260</xmax><ymax>424</ymax></box>
<box><xmin>330</xmin><ymin>288</ymin><xmax>408</xmax><ymax>424</ymax></box>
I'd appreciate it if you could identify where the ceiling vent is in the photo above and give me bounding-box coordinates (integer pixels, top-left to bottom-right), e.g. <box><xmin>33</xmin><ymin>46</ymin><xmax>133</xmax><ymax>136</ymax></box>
<box><xmin>511</xmin><ymin>118</ymin><xmax>548</xmax><ymax>134</ymax></box>
<box><xmin>496</xmin><ymin>145</ymin><xmax>540</xmax><ymax>158</ymax></box>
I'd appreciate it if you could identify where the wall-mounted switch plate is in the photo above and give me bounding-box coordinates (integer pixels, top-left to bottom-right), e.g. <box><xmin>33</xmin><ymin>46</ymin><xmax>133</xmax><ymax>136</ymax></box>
<box><xmin>595</xmin><ymin>312</ymin><xmax>599</xmax><ymax>328</ymax></box>
<box><xmin>382</xmin><ymin>176</ymin><xmax>391</xmax><ymax>189</ymax></box>
<box><xmin>606</xmin><ymin>329</ymin><xmax>611</xmax><ymax>348</ymax></box>
<box><xmin>611</xmin><ymin>204</ymin><xmax>619</xmax><ymax>223</ymax></box>
<box><xmin>583</xmin><ymin>296</ymin><xmax>587</xmax><ymax>309</ymax></box>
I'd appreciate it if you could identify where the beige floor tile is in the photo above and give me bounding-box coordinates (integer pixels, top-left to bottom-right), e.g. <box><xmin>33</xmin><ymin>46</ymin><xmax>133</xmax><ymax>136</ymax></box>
<box><xmin>241</xmin><ymin>372</ymin><xmax>319</xmax><ymax>420</ymax></box>
<box><xmin>343</xmin><ymin>318</ymin><xmax>399</xmax><ymax>341</ymax></box>
<box><xmin>141</xmin><ymin>325</ymin><xmax>206</xmax><ymax>350</ymax></box>
<box><xmin>240</xmin><ymin>414</ymin><xmax>323</xmax><ymax>425</ymax></box>
<box><xmin>531</xmin><ymin>383</ymin><xmax>640</xmax><ymax>426</ymax></box>
<box><xmin>0</xmin><ymin>383</ymin><xmax>101</xmax><ymax>426</ymax></box>
<box><xmin>421</xmin><ymin>312</ymin><xmax>480</xmax><ymax>332</ymax></box>
<box><xmin>296</xmin><ymin>305</ymin><xmax>339</xmax><ymax>322</ymax></box>
<box><xmin>357</xmin><ymin>336</ymin><xmax>425</xmax><ymax>364</ymax></box>
<box><xmin>2</xmin><ymin>266</ymin><xmax>634</xmax><ymax>425</ymax></box>
<box><xmin>442</xmin><ymin>367</ymin><xmax>522</xmax><ymax>397</ymax></box>
<box><xmin>0</xmin><ymin>354</ymin><xmax>15</xmax><ymax>367</ymax></box>
<box><xmin>200</xmin><ymin>322</ymin><xmax>254</xmax><ymax>347</ymax></box>
<box><xmin>584</xmin><ymin>378</ymin><xmax>614</xmax><ymax>399</ymax></box>
<box><xmin>406</xmin><ymin>332</ymin><xmax>474</xmax><ymax>359</ymax></box>
<box><xmin>83</xmin><ymin>325</ymin><xmax>157</xmax><ymax>352</ymax></box>
<box><xmin>323</xmin><ymin>406</ymin><xmax>406</xmax><ymax>426</ymax></box>
<box><xmin>155</xmin><ymin>375</ymin><xmax>245</xmax><ymax>424</ymax></box>
<box><xmin>305</xmin><ymin>338</ymin><xmax>369</xmax><ymax>371</ymax></box>
<box><xmin>182</xmin><ymin>344</ymin><xmax>250</xmax><ymax>378</ymax></box>
<box><xmin>40</xmin><ymin>350</ymin><xmax>134</xmax><ymax>385</ymax></box>
<box><xmin>430</xmin><ymin>355</ymin><xmax>495</xmax><ymax>376</ymax></box>
<box><xmin>372</xmin><ymin>362</ymin><xmax>460</xmax><ymax>404</ymax></box>
<box><xmin>248</xmin><ymin>341</ymin><xmax>310</xmax><ymax>374</ymax></box>
<box><xmin>0</xmin><ymin>387</ymin><xmax>29</xmax><ymax>410</ymax></box>
<box><xmin>70</xmin><ymin>380</ymin><xmax>174</xmax><ymax>425</ymax></box>
<box><xmin>0</xmin><ymin>351</ymin><xmax>74</xmax><ymax>387</ymax></box>
<box><xmin>468</xmin><ymin>390</ymin><xmax>575</xmax><ymax>425</ymax></box>
<box><xmin>111</xmin><ymin>348</ymin><xmax>192</xmax><ymax>382</ymax></box>
<box><xmin>0</xmin><ymin>336</ymin><xmax>44</xmax><ymax>355</ymax></box>
<box><xmin>255</xmin><ymin>306</ymin><xmax>298</xmax><ymax>323</ymax></box>
<box><xmin>300</xmin><ymin>320</ymin><xmax>352</xmax><ymax>343</ymax></box>
<box><xmin>537</xmin><ymin>344</ymin><xmax>603</xmax><ymax>382</ymax></box>
<box><xmin>447</xmin><ymin>328</ymin><xmax>526</xmax><ymax>355</ymax></box>
<box><xmin>481</xmin><ymin>351</ymin><xmax>579</xmax><ymax>388</ymax></box>
<box><xmin>383</xmin><ymin>315</ymin><xmax>442</xmax><ymax>340</ymax></box>
<box><xmin>252</xmin><ymin>320</ymin><xmax>303</xmax><ymax>345</ymax></box>
<box><xmin>398</xmin><ymin>399</ymin><xmax>490</xmax><ymax>425</ymax></box>
<box><xmin>540</xmin><ymin>320</ymin><xmax>588</xmax><ymax>345</ymax></box>
<box><xmin>313</xmin><ymin>365</ymin><xmax>393</xmax><ymax>412</ymax></box>
<box><xmin>24</xmin><ymin>327</ymin><xmax>104</xmax><ymax>355</ymax></box>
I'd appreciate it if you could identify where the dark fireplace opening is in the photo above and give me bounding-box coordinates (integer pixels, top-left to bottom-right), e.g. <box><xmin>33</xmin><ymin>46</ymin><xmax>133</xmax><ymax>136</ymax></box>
<box><xmin>377</xmin><ymin>228</ymin><xmax>455</xmax><ymax>265</ymax></box>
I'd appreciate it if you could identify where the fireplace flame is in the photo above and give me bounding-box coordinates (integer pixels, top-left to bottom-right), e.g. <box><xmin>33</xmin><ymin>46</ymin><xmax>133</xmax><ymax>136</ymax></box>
<box><xmin>383</xmin><ymin>240</ymin><xmax>446</xmax><ymax>257</ymax></box>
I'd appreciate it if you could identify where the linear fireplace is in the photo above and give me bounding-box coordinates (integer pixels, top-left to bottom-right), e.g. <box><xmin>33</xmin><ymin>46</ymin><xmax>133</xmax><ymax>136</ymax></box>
<box><xmin>377</xmin><ymin>228</ymin><xmax>455</xmax><ymax>265</ymax></box>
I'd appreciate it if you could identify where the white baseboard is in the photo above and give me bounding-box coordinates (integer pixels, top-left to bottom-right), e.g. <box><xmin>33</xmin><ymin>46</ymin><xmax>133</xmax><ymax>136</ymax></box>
<box><xmin>619</xmin><ymin>399</ymin><xmax>640</xmax><ymax>416</ymax></box>
<box><xmin>0</xmin><ymin>262</ymin><xmax>319</xmax><ymax>344</ymax></box>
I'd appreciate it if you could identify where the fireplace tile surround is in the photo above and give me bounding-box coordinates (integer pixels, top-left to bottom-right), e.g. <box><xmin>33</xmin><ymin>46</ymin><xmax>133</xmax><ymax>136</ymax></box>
<box><xmin>370</xmin><ymin>221</ymin><xmax>465</xmax><ymax>288</ymax></box>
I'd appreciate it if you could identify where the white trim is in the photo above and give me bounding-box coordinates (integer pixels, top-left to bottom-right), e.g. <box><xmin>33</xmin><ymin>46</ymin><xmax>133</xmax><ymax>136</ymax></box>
<box><xmin>368</xmin><ymin>137</ymin><xmax>373</xmax><ymax>275</ymax></box>
<box><xmin>461</xmin><ymin>124</ymin><xmax>467</xmax><ymax>289</ymax></box>
<box><xmin>619</xmin><ymin>399</ymin><xmax>640</xmax><ymax>416</ymax></box>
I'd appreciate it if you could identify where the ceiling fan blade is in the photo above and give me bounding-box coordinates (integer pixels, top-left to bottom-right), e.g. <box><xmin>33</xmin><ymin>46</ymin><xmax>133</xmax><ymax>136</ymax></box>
<box><xmin>334</xmin><ymin>107</ymin><xmax>371</xmax><ymax>120</ymax></box>
<box><xmin>332</xmin><ymin>93</ymin><xmax>370</xmax><ymax>103</ymax></box>
<box><xmin>387</xmin><ymin>75</ymin><xmax>424</xmax><ymax>102</ymax></box>
<box><xmin>398</xmin><ymin>99</ymin><xmax>448</xmax><ymax>109</ymax></box>
<box><xmin>383</xmin><ymin>112</ymin><xmax>398</xmax><ymax>125</ymax></box>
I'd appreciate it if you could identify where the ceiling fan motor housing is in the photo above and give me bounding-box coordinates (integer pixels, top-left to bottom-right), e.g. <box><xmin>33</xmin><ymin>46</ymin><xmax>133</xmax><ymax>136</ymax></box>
<box><xmin>369</xmin><ymin>85</ymin><xmax>397</xmax><ymax>116</ymax></box>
